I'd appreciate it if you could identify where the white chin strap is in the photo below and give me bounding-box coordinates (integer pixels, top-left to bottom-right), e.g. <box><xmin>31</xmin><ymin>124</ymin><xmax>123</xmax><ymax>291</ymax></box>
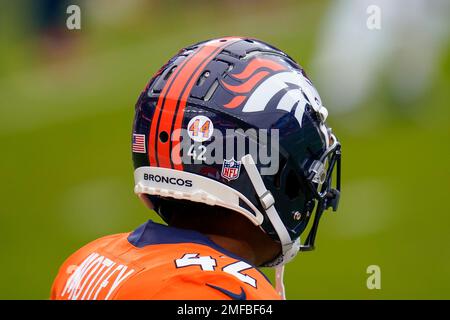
<box><xmin>275</xmin><ymin>265</ymin><xmax>286</xmax><ymax>300</ymax></box>
<box><xmin>241</xmin><ymin>154</ymin><xmax>300</xmax><ymax>300</ymax></box>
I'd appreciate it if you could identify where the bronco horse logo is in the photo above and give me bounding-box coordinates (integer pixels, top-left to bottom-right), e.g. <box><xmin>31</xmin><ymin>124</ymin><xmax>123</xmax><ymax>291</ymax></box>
<box><xmin>220</xmin><ymin>57</ymin><xmax>325</xmax><ymax>128</ymax></box>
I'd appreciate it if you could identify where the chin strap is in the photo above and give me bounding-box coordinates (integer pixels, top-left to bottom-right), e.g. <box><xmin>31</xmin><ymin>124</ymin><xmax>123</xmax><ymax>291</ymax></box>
<box><xmin>241</xmin><ymin>154</ymin><xmax>299</xmax><ymax>300</ymax></box>
<box><xmin>275</xmin><ymin>265</ymin><xmax>286</xmax><ymax>300</ymax></box>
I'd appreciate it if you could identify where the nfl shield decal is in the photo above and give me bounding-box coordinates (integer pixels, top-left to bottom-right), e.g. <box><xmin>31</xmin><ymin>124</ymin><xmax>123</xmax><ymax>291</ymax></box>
<box><xmin>221</xmin><ymin>158</ymin><xmax>241</xmax><ymax>181</ymax></box>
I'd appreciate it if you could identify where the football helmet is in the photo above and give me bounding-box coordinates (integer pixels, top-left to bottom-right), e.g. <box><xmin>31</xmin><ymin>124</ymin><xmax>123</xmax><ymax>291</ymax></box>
<box><xmin>132</xmin><ymin>37</ymin><xmax>341</xmax><ymax>297</ymax></box>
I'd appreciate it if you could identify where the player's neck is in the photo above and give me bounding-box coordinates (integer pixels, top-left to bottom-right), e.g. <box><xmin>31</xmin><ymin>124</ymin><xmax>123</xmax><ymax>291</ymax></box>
<box><xmin>206</xmin><ymin>234</ymin><xmax>258</xmax><ymax>265</ymax></box>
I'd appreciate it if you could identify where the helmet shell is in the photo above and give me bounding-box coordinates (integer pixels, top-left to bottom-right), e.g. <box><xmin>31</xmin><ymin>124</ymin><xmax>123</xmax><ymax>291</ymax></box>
<box><xmin>133</xmin><ymin>37</ymin><xmax>331</xmax><ymax>242</ymax></box>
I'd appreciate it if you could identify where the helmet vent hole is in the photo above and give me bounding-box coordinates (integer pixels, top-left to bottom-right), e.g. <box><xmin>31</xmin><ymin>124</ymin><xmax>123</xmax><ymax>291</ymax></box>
<box><xmin>286</xmin><ymin>170</ymin><xmax>301</xmax><ymax>200</ymax></box>
<box><xmin>159</xmin><ymin>131</ymin><xmax>169</xmax><ymax>143</ymax></box>
<box><xmin>164</xmin><ymin>66</ymin><xmax>177</xmax><ymax>80</ymax></box>
<box><xmin>204</xmin><ymin>80</ymin><xmax>219</xmax><ymax>101</ymax></box>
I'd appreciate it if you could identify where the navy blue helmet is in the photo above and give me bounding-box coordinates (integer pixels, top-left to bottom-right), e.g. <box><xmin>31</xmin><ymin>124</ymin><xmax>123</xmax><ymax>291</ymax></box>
<box><xmin>132</xmin><ymin>37</ymin><xmax>341</xmax><ymax>271</ymax></box>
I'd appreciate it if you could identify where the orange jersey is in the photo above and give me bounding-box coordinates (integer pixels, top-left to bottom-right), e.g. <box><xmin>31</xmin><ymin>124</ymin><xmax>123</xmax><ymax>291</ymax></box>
<box><xmin>51</xmin><ymin>220</ymin><xmax>281</xmax><ymax>300</ymax></box>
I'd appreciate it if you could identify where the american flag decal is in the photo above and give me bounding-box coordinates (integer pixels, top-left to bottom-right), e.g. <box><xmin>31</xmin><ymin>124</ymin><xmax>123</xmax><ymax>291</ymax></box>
<box><xmin>132</xmin><ymin>134</ymin><xmax>146</xmax><ymax>153</ymax></box>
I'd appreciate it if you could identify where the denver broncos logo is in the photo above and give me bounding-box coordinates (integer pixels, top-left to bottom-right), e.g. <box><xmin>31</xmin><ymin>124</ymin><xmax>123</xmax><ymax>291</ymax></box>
<box><xmin>221</xmin><ymin>57</ymin><xmax>289</xmax><ymax>109</ymax></box>
<box><xmin>220</xmin><ymin>57</ymin><xmax>327</xmax><ymax>128</ymax></box>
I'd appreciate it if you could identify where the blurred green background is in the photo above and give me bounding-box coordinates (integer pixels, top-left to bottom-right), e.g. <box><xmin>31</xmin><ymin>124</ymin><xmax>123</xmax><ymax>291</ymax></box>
<box><xmin>0</xmin><ymin>0</ymin><xmax>449</xmax><ymax>299</ymax></box>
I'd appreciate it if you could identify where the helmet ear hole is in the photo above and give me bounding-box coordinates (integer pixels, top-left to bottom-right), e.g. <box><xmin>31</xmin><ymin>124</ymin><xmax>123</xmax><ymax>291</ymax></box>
<box><xmin>274</xmin><ymin>156</ymin><xmax>288</xmax><ymax>189</ymax></box>
<box><xmin>285</xmin><ymin>170</ymin><xmax>301</xmax><ymax>200</ymax></box>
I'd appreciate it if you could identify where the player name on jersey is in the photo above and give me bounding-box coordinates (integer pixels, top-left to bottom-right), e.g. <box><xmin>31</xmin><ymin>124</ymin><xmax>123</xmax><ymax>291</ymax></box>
<box><xmin>61</xmin><ymin>252</ymin><xmax>135</xmax><ymax>300</ymax></box>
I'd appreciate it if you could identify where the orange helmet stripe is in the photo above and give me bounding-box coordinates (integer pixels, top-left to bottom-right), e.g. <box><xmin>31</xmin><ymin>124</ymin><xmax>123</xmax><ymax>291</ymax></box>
<box><xmin>150</xmin><ymin>37</ymin><xmax>241</xmax><ymax>169</ymax></box>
